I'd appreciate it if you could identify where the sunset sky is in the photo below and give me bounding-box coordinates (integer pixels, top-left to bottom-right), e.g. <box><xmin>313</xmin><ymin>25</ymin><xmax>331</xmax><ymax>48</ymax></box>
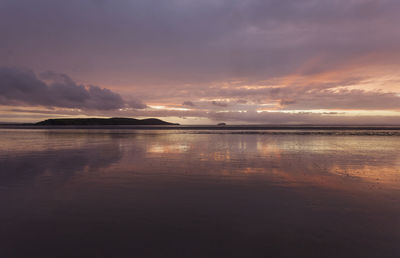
<box><xmin>1</xmin><ymin>0</ymin><xmax>400</xmax><ymax>124</ymax></box>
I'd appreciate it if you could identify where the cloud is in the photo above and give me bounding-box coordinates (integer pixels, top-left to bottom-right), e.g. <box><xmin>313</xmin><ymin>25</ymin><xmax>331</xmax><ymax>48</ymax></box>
<box><xmin>182</xmin><ymin>101</ymin><xmax>195</xmax><ymax>107</ymax></box>
<box><xmin>217</xmin><ymin>86</ymin><xmax>400</xmax><ymax>110</ymax></box>
<box><xmin>0</xmin><ymin>67</ymin><xmax>145</xmax><ymax>110</ymax></box>
<box><xmin>1</xmin><ymin>0</ymin><xmax>400</xmax><ymax>88</ymax></box>
<box><xmin>236</xmin><ymin>99</ymin><xmax>248</xmax><ymax>104</ymax></box>
<box><xmin>280</xmin><ymin>99</ymin><xmax>296</xmax><ymax>106</ymax></box>
<box><xmin>0</xmin><ymin>0</ymin><xmax>400</xmax><ymax>123</ymax></box>
<box><xmin>125</xmin><ymin>98</ymin><xmax>148</xmax><ymax>109</ymax></box>
<box><xmin>211</xmin><ymin>101</ymin><xmax>229</xmax><ymax>107</ymax></box>
<box><xmin>279</xmin><ymin>89</ymin><xmax>400</xmax><ymax>110</ymax></box>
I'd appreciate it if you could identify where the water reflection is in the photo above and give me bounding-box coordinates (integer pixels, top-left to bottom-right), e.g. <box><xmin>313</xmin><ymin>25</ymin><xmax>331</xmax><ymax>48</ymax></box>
<box><xmin>0</xmin><ymin>129</ymin><xmax>399</xmax><ymax>257</ymax></box>
<box><xmin>0</xmin><ymin>135</ymin><xmax>124</xmax><ymax>187</ymax></box>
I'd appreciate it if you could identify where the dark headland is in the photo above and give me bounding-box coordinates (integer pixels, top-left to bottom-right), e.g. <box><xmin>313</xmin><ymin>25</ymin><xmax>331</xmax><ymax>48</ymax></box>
<box><xmin>36</xmin><ymin>118</ymin><xmax>179</xmax><ymax>126</ymax></box>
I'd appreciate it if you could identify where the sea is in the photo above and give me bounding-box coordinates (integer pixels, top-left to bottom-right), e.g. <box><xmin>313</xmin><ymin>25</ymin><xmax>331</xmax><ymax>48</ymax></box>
<box><xmin>0</xmin><ymin>126</ymin><xmax>399</xmax><ymax>257</ymax></box>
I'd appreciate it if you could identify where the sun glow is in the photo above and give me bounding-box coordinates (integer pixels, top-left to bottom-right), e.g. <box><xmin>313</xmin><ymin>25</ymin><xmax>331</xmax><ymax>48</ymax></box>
<box><xmin>148</xmin><ymin>105</ymin><xmax>191</xmax><ymax>111</ymax></box>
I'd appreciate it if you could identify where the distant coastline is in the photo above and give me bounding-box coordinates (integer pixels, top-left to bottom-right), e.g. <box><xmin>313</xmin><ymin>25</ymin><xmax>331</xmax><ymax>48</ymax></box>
<box><xmin>34</xmin><ymin>117</ymin><xmax>179</xmax><ymax>126</ymax></box>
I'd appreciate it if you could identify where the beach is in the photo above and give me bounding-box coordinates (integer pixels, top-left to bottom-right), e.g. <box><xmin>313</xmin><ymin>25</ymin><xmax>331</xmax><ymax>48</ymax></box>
<box><xmin>1</xmin><ymin>128</ymin><xmax>400</xmax><ymax>257</ymax></box>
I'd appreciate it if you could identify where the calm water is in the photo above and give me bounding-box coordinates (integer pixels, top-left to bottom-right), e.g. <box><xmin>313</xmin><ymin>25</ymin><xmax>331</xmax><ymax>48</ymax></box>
<box><xmin>1</xmin><ymin>128</ymin><xmax>400</xmax><ymax>258</ymax></box>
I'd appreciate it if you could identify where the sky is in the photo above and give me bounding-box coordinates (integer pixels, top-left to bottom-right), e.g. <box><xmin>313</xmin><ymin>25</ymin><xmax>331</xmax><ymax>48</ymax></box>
<box><xmin>1</xmin><ymin>0</ymin><xmax>400</xmax><ymax>124</ymax></box>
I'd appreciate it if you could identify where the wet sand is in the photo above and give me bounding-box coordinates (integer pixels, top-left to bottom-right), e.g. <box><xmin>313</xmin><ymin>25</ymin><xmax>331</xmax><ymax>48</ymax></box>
<box><xmin>0</xmin><ymin>128</ymin><xmax>399</xmax><ymax>257</ymax></box>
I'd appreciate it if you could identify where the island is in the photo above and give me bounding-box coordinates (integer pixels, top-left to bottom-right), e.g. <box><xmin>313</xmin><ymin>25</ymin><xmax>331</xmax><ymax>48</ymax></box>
<box><xmin>36</xmin><ymin>117</ymin><xmax>179</xmax><ymax>126</ymax></box>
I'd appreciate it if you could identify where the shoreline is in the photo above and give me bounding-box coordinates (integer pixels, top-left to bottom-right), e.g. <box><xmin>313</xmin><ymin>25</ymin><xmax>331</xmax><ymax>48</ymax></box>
<box><xmin>1</xmin><ymin>124</ymin><xmax>400</xmax><ymax>131</ymax></box>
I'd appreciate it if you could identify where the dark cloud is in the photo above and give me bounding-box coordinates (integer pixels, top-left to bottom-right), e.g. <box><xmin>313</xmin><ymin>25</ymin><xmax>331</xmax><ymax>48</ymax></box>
<box><xmin>0</xmin><ymin>67</ymin><xmax>144</xmax><ymax>110</ymax></box>
<box><xmin>280</xmin><ymin>99</ymin><xmax>296</xmax><ymax>106</ymax></box>
<box><xmin>182</xmin><ymin>101</ymin><xmax>195</xmax><ymax>107</ymax></box>
<box><xmin>211</xmin><ymin>101</ymin><xmax>229</xmax><ymax>107</ymax></box>
<box><xmin>126</xmin><ymin>99</ymin><xmax>148</xmax><ymax>109</ymax></box>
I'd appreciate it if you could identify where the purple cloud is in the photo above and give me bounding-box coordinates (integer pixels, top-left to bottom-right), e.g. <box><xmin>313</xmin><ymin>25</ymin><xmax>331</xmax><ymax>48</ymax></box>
<box><xmin>211</xmin><ymin>101</ymin><xmax>229</xmax><ymax>108</ymax></box>
<box><xmin>182</xmin><ymin>101</ymin><xmax>195</xmax><ymax>107</ymax></box>
<box><xmin>0</xmin><ymin>67</ymin><xmax>145</xmax><ymax>110</ymax></box>
<box><xmin>0</xmin><ymin>0</ymin><xmax>400</xmax><ymax>123</ymax></box>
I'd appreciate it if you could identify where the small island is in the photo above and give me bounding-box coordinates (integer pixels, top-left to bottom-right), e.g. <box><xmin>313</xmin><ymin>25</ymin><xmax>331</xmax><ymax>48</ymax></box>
<box><xmin>36</xmin><ymin>117</ymin><xmax>179</xmax><ymax>126</ymax></box>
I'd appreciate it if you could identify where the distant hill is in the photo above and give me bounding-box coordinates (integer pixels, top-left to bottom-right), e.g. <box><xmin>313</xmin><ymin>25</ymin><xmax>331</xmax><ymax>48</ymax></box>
<box><xmin>36</xmin><ymin>118</ymin><xmax>179</xmax><ymax>126</ymax></box>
